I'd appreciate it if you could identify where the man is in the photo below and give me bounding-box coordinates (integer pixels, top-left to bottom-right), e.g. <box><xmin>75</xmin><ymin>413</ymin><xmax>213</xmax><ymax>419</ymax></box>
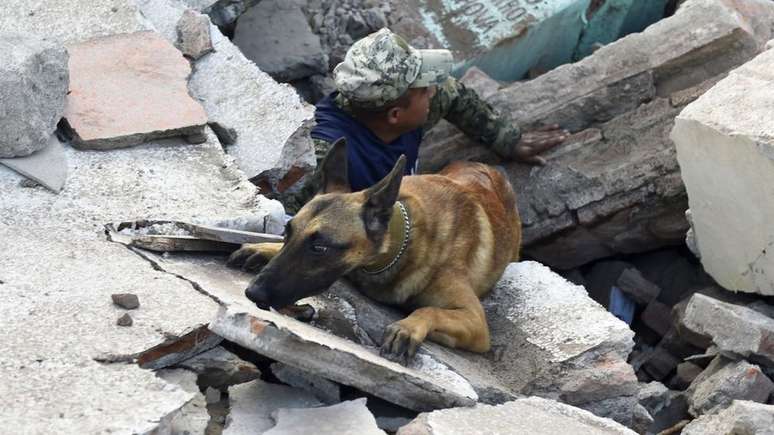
<box><xmin>279</xmin><ymin>28</ymin><xmax>567</xmax><ymax>213</ymax></box>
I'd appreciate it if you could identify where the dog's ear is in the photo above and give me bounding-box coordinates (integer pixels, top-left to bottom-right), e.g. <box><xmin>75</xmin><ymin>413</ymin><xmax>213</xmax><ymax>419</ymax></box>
<box><xmin>320</xmin><ymin>138</ymin><xmax>351</xmax><ymax>194</ymax></box>
<box><xmin>362</xmin><ymin>155</ymin><xmax>406</xmax><ymax>238</ymax></box>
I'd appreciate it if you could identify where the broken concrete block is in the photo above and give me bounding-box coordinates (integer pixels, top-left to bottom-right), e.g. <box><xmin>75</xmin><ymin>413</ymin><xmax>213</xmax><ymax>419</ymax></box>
<box><xmin>64</xmin><ymin>31</ymin><xmax>207</xmax><ymax>150</ymax></box>
<box><xmin>176</xmin><ymin>9</ymin><xmax>214</xmax><ymax>59</ymax></box>
<box><xmin>682</xmin><ymin>400</ymin><xmax>774</xmax><ymax>435</ymax></box>
<box><xmin>135</xmin><ymin>0</ymin><xmax>316</xmax><ymax>184</ymax></box>
<box><xmin>686</xmin><ymin>356</ymin><xmax>774</xmax><ymax>416</ymax></box>
<box><xmin>616</xmin><ymin>268</ymin><xmax>661</xmax><ymax>305</ymax></box>
<box><xmin>157</xmin><ymin>368</ymin><xmax>211</xmax><ymax>435</ymax></box>
<box><xmin>233</xmin><ymin>0</ymin><xmax>327</xmax><ymax>82</ymax></box>
<box><xmin>271</xmin><ymin>362</ymin><xmax>341</xmax><ymax>405</ymax></box>
<box><xmin>641</xmin><ymin>347</ymin><xmax>681</xmax><ymax>382</ymax></box>
<box><xmin>672</xmin><ymin>47</ymin><xmax>774</xmax><ymax>297</ymax></box>
<box><xmin>458</xmin><ymin>66</ymin><xmax>500</xmax><ymax>100</ymax></box>
<box><xmin>641</xmin><ymin>300</ymin><xmax>672</xmax><ymax>337</ymax></box>
<box><xmin>0</xmin><ymin>33</ymin><xmax>68</xmax><ymax>158</ymax></box>
<box><xmin>671</xmin><ymin>362</ymin><xmax>704</xmax><ymax>390</ymax></box>
<box><xmin>0</xmin><ymin>134</ymin><xmax>68</xmax><ymax>193</ymax></box>
<box><xmin>210</xmin><ymin>303</ymin><xmax>477</xmax><ymax>412</ymax></box>
<box><xmin>681</xmin><ymin>294</ymin><xmax>774</xmax><ymax>365</ymax></box>
<box><xmin>224</xmin><ymin>379</ymin><xmax>322</xmax><ymax>435</ymax></box>
<box><xmin>138</xmin><ymin>326</ymin><xmax>224</xmax><ymax>370</ymax></box>
<box><xmin>397</xmin><ymin>396</ymin><xmax>637</xmax><ymax>435</ymax></box>
<box><xmin>174</xmin><ymin>345</ymin><xmax>261</xmax><ymax>389</ymax></box>
<box><xmin>264</xmin><ymin>398</ymin><xmax>386</xmax><ymax>435</ymax></box>
<box><xmin>117</xmin><ymin>313</ymin><xmax>133</xmax><ymax>327</ymax></box>
<box><xmin>112</xmin><ymin>293</ymin><xmax>140</xmax><ymax>310</ymax></box>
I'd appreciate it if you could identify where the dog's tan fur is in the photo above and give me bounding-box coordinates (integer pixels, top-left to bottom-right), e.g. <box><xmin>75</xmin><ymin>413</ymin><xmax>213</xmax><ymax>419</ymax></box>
<box><xmin>229</xmin><ymin>138</ymin><xmax>521</xmax><ymax>362</ymax></box>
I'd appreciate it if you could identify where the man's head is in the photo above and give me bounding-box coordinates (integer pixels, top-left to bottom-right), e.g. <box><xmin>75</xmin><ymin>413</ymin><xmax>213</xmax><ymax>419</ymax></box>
<box><xmin>333</xmin><ymin>28</ymin><xmax>452</xmax><ymax>132</ymax></box>
<box><xmin>244</xmin><ymin>138</ymin><xmax>406</xmax><ymax>309</ymax></box>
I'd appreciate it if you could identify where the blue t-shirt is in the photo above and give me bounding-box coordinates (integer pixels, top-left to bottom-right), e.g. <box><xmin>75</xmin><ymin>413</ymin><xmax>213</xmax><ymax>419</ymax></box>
<box><xmin>310</xmin><ymin>93</ymin><xmax>422</xmax><ymax>192</ymax></box>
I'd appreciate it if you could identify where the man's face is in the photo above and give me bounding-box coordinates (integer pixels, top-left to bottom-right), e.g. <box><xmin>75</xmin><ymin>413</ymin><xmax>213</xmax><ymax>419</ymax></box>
<box><xmin>396</xmin><ymin>86</ymin><xmax>436</xmax><ymax>130</ymax></box>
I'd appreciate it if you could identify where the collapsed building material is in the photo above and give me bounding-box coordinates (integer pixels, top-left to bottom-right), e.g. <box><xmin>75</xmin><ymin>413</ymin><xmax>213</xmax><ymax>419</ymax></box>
<box><xmin>420</xmin><ymin>0</ymin><xmax>774</xmax><ymax>269</ymax></box>
<box><xmin>224</xmin><ymin>379</ymin><xmax>322</xmax><ymax>435</ymax></box>
<box><xmin>682</xmin><ymin>400</ymin><xmax>774</xmax><ymax>435</ymax></box>
<box><xmin>0</xmin><ymin>33</ymin><xmax>68</xmax><ymax>158</ymax></box>
<box><xmin>157</xmin><ymin>369</ymin><xmax>211</xmax><ymax>435</ymax></box>
<box><xmin>176</xmin><ymin>9</ymin><xmax>214</xmax><ymax>59</ymax></box>
<box><xmin>64</xmin><ymin>31</ymin><xmax>208</xmax><ymax>150</ymax></box>
<box><xmin>173</xmin><ymin>345</ymin><xmax>261</xmax><ymax>389</ymax></box>
<box><xmin>264</xmin><ymin>398</ymin><xmax>386</xmax><ymax>435</ymax></box>
<box><xmin>686</xmin><ymin>356</ymin><xmax>774</xmax><ymax>416</ymax></box>
<box><xmin>680</xmin><ymin>294</ymin><xmax>774</xmax><ymax>366</ymax></box>
<box><xmin>396</xmin><ymin>396</ymin><xmax>637</xmax><ymax>435</ymax></box>
<box><xmin>672</xmin><ymin>46</ymin><xmax>774</xmax><ymax>297</ymax></box>
<box><xmin>0</xmin><ymin>134</ymin><xmax>68</xmax><ymax>193</ymax></box>
<box><xmin>271</xmin><ymin>362</ymin><xmax>341</xmax><ymax>405</ymax></box>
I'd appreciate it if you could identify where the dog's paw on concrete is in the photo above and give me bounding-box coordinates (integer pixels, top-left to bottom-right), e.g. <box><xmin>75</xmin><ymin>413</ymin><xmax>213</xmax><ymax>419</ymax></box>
<box><xmin>380</xmin><ymin>322</ymin><xmax>423</xmax><ymax>366</ymax></box>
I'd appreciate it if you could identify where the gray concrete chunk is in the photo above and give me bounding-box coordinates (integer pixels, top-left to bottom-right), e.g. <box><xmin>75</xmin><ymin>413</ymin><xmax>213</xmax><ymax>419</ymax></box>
<box><xmin>224</xmin><ymin>379</ymin><xmax>321</xmax><ymax>435</ymax></box>
<box><xmin>265</xmin><ymin>398</ymin><xmax>386</xmax><ymax>435</ymax></box>
<box><xmin>176</xmin><ymin>9</ymin><xmax>214</xmax><ymax>59</ymax></box>
<box><xmin>681</xmin><ymin>293</ymin><xmax>774</xmax><ymax>365</ymax></box>
<box><xmin>397</xmin><ymin>397</ymin><xmax>637</xmax><ymax>435</ymax></box>
<box><xmin>233</xmin><ymin>0</ymin><xmax>327</xmax><ymax>82</ymax></box>
<box><xmin>64</xmin><ymin>31</ymin><xmax>208</xmax><ymax>150</ymax></box>
<box><xmin>0</xmin><ymin>134</ymin><xmax>68</xmax><ymax>193</ymax></box>
<box><xmin>175</xmin><ymin>345</ymin><xmax>261</xmax><ymax>389</ymax></box>
<box><xmin>271</xmin><ymin>362</ymin><xmax>341</xmax><ymax>405</ymax></box>
<box><xmin>686</xmin><ymin>357</ymin><xmax>774</xmax><ymax>416</ymax></box>
<box><xmin>0</xmin><ymin>33</ymin><xmax>68</xmax><ymax>158</ymax></box>
<box><xmin>683</xmin><ymin>400</ymin><xmax>774</xmax><ymax>435</ymax></box>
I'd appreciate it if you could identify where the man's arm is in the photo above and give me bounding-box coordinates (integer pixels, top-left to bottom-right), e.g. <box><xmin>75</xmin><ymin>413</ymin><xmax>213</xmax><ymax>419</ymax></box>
<box><xmin>269</xmin><ymin>138</ymin><xmax>333</xmax><ymax>214</ymax></box>
<box><xmin>424</xmin><ymin>77</ymin><xmax>521</xmax><ymax>160</ymax></box>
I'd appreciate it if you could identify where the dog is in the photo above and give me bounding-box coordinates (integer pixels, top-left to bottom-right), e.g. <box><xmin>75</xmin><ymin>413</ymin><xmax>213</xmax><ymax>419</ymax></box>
<box><xmin>228</xmin><ymin>138</ymin><xmax>521</xmax><ymax>363</ymax></box>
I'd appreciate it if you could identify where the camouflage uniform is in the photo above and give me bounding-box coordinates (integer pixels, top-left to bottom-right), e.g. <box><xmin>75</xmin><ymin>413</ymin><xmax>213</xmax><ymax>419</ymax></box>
<box><xmin>278</xmin><ymin>29</ymin><xmax>521</xmax><ymax>213</ymax></box>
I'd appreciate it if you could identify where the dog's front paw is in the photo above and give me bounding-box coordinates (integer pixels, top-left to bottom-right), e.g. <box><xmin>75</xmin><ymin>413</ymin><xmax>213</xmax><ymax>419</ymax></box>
<box><xmin>380</xmin><ymin>321</ymin><xmax>425</xmax><ymax>365</ymax></box>
<box><xmin>227</xmin><ymin>244</ymin><xmax>270</xmax><ymax>272</ymax></box>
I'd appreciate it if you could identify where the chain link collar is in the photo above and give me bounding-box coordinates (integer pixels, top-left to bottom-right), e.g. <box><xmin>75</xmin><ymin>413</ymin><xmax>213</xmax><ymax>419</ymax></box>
<box><xmin>361</xmin><ymin>201</ymin><xmax>411</xmax><ymax>275</ymax></box>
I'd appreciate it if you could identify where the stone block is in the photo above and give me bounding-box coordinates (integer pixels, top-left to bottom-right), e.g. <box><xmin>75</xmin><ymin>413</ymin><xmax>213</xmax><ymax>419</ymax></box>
<box><xmin>64</xmin><ymin>31</ymin><xmax>208</xmax><ymax>150</ymax></box>
<box><xmin>641</xmin><ymin>347</ymin><xmax>681</xmax><ymax>382</ymax></box>
<box><xmin>687</xmin><ymin>356</ymin><xmax>774</xmax><ymax>416</ymax></box>
<box><xmin>641</xmin><ymin>300</ymin><xmax>672</xmax><ymax>337</ymax></box>
<box><xmin>682</xmin><ymin>400</ymin><xmax>774</xmax><ymax>435</ymax></box>
<box><xmin>264</xmin><ymin>398</ymin><xmax>386</xmax><ymax>435</ymax></box>
<box><xmin>176</xmin><ymin>9</ymin><xmax>213</xmax><ymax>59</ymax></box>
<box><xmin>616</xmin><ymin>268</ymin><xmax>661</xmax><ymax>305</ymax></box>
<box><xmin>672</xmin><ymin>47</ymin><xmax>774</xmax><ymax>297</ymax></box>
<box><xmin>0</xmin><ymin>33</ymin><xmax>68</xmax><ymax>158</ymax></box>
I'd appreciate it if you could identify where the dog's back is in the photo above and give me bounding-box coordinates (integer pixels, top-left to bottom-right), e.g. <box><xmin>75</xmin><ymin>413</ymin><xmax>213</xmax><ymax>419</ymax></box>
<box><xmin>395</xmin><ymin>161</ymin><xmax>521</xmax><ymax>300</ymax></box>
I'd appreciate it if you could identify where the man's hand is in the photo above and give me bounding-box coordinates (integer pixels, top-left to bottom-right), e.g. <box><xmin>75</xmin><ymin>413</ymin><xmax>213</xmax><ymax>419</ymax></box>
<box><xmin>512</xmin><ymin>124</ymin><xmax>569</xmax><ymax>165</ymax></box>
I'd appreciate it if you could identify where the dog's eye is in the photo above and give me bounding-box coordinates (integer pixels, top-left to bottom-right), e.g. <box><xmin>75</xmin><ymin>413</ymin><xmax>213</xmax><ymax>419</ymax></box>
<box><xmin>310</xmin><ymin>244</ymin><xmax>329</xmax><ymax>254</ymax></box>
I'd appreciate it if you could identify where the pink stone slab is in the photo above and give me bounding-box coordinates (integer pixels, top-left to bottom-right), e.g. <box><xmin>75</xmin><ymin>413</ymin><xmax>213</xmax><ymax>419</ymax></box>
<box><xmin>64</xmin><ymin>31</ymin><xmax>207</xmax><ymax>150</ymax></box>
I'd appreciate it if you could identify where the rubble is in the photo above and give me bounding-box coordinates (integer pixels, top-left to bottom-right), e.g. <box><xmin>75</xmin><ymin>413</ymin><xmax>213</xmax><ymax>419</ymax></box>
<box><xmin>233</xmin><ymin>0</ymin><xmax>328</xmax><ymax>82</ymax></box>
<box><xmin>210</xmin><ymin>302</ymin><xmax>478</xmax><ymax>412</ymax></box>
<box><xmin>64</xmin><ymin>31</ymin><xmax>208</xmax><ymax>150</ymax></box>
<box><xmin>420</xmin><ymin>0</ymin><xmax>774</xmax><ymax>269</ymax></box>
<box><xmin>682</xmin><ymin>400</ymin><xmax>774</xmax><ymax>435</ymax></box>
<box><xmin>224</xmin><ymin>379</ymin><xmax>322</xmax><ymax>434</ymax></box>
<box><xmin>396</xmin><ymin>396</ymin><xmax>637</xmax><ymax>435</ymax></box>
<box><xmin>173</xmin><ymin>345</ymin><xmax>261</xmax><ymax>389</ymax></box>
<box><xmin>157</xmin><ymin>369</ymin><xmax>211</xmax><ymax>435</ymax></box>
<box><xmin>176</xmin><ymin>9</ymin><xmax>214</xmax><ymax>59</ymax></box>
<box><xmin>0</xmin><ymin>33</ymin><xmax>68</xmax><ymax>158</ymax></box>
<box><xmin>117</xmin><ymin>313</ymin><xmax>134</xmax><ymax>327</ymax></box>
<box><xmin>616</xmin><ymin>268</ymin><xmax>661</xmax><ymax>305</ymax></box>
<box><xmin>0</xmin><ymin>135</ymin><xmax>68</xmax><ymax>193</ymax></box>
<box><xmin>265</xmin><ymin>398</ymin><xmax>386</xmax><ymax>435</ymax></box>
<box><xmin>271</xmin><ymin>362</ymin><xmax>341</xmax><ymax>404</ymax></box>
<box><xmin>686</xmin><ymin>356</ymin><xmax>774</xmax><ymax>416</ymax></box>
<box><xmin>672</xmin><ymin>45</ymin><xmax>774</xmax><ymax>297</ymax></box>
<box><xmin>112</xmin><ymin>293</ymin><xmax>140</xmax><ymax>310</ymax></box>
<box><xmin>680</xmin><ymin>294</ymin><xmax>774</xmax><ymax>365</ymax></box>
<box><xmin>135</xmin><ymin>0</ymin><xmax>317</xmax><ymax>183</ymax></box>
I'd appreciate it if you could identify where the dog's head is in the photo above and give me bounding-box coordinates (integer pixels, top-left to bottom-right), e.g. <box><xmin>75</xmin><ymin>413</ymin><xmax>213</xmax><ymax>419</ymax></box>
<box><xmin>245</xmin><ymin>138</ymin><xmax>406</xmax><ymax>309</ymax></box>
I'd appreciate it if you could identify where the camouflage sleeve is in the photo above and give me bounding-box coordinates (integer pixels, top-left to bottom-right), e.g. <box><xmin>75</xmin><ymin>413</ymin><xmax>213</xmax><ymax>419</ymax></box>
<box><xmin>271</xmin><ymin>138</ymin><xmax>333</xmax><ymax>214</ymax></box>
<box><xmin>424</xmin><ymin>77</ymin><xmax>521</xmax><ymax>159</ymax></box>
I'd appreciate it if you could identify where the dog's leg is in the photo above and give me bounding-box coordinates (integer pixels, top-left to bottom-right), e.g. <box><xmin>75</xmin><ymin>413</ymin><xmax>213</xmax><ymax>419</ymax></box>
<box><xmin>227</xmin><ymin>242</ymin><xmax>284</xmax><ymax>272</ymax></box>
<box><xmin>380</xmin><ymin>281</ymin><xmax>490</xmax><ymax>363</ymax></box>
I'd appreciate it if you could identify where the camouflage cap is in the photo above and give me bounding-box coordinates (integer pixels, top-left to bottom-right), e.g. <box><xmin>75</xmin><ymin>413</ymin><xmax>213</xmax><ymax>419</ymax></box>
<box><xmin>333</xmin><ymin>28</ymin><xmax>453</xmax><ymax>109</ymax></box>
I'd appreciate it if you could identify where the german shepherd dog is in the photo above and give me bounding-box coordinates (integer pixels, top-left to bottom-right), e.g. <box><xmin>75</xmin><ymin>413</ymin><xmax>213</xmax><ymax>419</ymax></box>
<box><xmin>228</xmin><ymin>138</ymin><xmax>521</xmax><ymax>363</ymax></box>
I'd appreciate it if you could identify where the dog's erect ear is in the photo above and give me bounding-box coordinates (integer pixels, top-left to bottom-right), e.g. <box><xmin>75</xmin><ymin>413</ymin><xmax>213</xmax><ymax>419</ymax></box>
<box><xmin>320</xmin><ymin>138</ymin><xmax>351</xmax><ymax>194</ymax></box>
<box><xmin>362</xmin><ymin>155</ymin><xmax>406</xmax><ymax>238</ymax></box>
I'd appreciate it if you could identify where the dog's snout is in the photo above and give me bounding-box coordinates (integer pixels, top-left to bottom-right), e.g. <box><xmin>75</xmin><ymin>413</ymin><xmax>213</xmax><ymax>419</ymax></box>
<box><xmin>245</xmin><ymin>280</ymin><xmax>271</xmax><ymax>310</ymax></box>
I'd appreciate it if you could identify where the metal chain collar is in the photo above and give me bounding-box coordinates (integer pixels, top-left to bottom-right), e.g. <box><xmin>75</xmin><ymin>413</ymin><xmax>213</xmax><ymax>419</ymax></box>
<box><xmin>361</xmin><ymin>201</ymin><xmax>411</xmax><ymax>275</ymax></box>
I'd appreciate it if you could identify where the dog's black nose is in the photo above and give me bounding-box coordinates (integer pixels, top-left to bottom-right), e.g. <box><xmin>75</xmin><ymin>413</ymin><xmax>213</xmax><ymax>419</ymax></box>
<box><xmin>245</xmin><ymin>281</ymin><xmax>271</xmax><ymax>311</ymax></box>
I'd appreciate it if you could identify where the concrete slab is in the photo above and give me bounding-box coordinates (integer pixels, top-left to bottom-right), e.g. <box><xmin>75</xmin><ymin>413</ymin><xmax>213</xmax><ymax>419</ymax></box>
<box><xmin>210</xmin><ymin>303</ymin><xmax>478</xmax><ymax>412</ymax></box>
<box><xmin>64</xmin><ymin>31</ymin><xmax>208</xmax><ymax>150</ymax></box>
<box><xmin>682</xmin><ymin>400</ymin><xmax>774</xmax><ymax>435</ymax></box>
<box><xmin>135</xmin><ymin>0</ymin><xmax>316</xmax><ymax>182</ymax></box>
<box><xmin>0</xmin><ymin>130</ymin><xmax>276</xmax><ymax>432</ymax></box>
<box><xmin>224</xmin><ymin>379</ymin><xmax>321</xmax><ymax>435</ymax></box>
<box><xmin>0</xmin><ymin>135</ymin><xmax>68</xmax><ymax>193</ymax></box>
<box><xmin>175</xmin><ymin>345</ymin><xmax>261</xmax><ymax>389</ymax></box>
<box><xmin>265</xmin><ymin>398</ymin><xmax>386</xmax><ymax>435</ymax></box>
<box><xmin>397</xmin><ymin>396</ymin><xmax>637</xmax><ymax>435</ymax></box>
<box><xmin>672</xmin><ymin>47</ymin><xmax>774</xmax><ymax>296</ymax></box>
<box><xmin>686</xmin><ymin>357</ymin><xmax>774</xmax><ymax>416</ymax></box>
